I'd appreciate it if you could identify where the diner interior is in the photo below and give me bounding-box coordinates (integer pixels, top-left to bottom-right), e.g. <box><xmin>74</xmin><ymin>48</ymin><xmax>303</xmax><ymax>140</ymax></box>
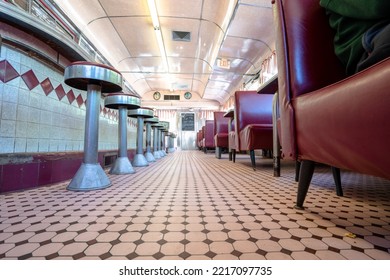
<box><xmin>0</xmin><ymin>0</ymin><xmax>389</xmax><ymax>260</ymax></box>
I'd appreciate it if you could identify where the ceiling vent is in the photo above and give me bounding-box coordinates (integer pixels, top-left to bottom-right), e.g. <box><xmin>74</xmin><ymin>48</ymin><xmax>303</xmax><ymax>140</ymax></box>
<box><xmin>172</xmin><ymin>31</ymin><xmax>191</xmax><ymax>42</ymax></box>
<box><xmin>164</xmin><ymin>95</ymin><xmax>180</xmax><ymax>100</ymax></box>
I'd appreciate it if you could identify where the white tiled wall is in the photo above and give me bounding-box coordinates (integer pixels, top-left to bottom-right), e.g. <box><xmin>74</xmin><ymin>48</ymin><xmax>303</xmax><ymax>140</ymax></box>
<box><xmin>0</xmin><ymin>45</ymin><xmax>138</xmax><ymax>154</ymax></box>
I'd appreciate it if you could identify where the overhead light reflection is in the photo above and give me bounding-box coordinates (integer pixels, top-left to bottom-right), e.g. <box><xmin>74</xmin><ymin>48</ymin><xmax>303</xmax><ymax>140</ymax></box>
<box><xmin>147</xmin><ymin>0</ymin><xmax>168</xmax><ymax>72</ymax></box>
<box><xmin>155</xmin><ymin>29</ymin><xmax>169</xmax><ymax>71</ymax></box>
<box><xmin>147</xmin><ymin>0</ymin><xmax>159</xmax><ymax>29</ymax></box>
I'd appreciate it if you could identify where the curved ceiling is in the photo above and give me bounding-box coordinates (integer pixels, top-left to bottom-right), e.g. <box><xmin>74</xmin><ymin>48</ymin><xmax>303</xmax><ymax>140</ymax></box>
<box><xmin>53</xmin><ymin>0</ymin><xmax>275</xmax><ymax>108</ymax></box>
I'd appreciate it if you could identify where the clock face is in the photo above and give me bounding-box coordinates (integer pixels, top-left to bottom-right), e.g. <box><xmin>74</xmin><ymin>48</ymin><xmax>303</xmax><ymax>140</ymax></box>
<box><xmin>153</xmin><ymin>91</ymin><xmax>161</xmax><ymax>100</ymax></box>
<box><xmin>184</xmin><ymin>91</ymin><xmax>192</xmax><ymax>99</ymax></box>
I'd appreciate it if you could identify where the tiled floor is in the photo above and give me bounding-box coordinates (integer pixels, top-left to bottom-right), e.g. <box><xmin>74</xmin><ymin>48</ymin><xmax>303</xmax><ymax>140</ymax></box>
<box><xmin>1</xmin><ymin>150</ymin><xmax>390</xmax><ymax>260</ymax></box>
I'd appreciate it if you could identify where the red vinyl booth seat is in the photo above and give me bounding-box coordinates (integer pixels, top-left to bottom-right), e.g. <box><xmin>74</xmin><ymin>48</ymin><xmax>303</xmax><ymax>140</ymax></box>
<box><xmin>203</xmin><ymin>120</ymin><xmax>215</xmax><ymax>153</ymax></box>
<box><xmin>213</xmin><ymin>111</ymin><xmax>229</xmax><ymax>159</ymax></box>
<box><xmin>234</xmin><ymin>91</ymin><xmax>274</xmax><ymax>170</ymax></box>
<box><xmin>197</xmin><ymin>129</ymin><xmax>203</xmax><ymax>150</ymax></box>
<box><xmin>200</xmin><ymin>125</ymin><xmax>205</xmax><ymax>148</ymax></box>
<box><xmin>274</xmin><ymin>0</ymin><xmax>390</xmax><ymax>208</ymax></box>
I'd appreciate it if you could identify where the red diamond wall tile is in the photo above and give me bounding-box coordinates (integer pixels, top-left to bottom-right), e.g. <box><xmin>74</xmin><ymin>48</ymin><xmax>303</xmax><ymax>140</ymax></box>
<box><xmin>40</xmin><ymin>78</ymin><xmax>54</xmax><ymax>96</ymax></box>
<box><xmin>55</xmin><ymin>85</ymin><xmax>66</xmax><ymax>100</ymax></box>
<box><xmin>76</xmin><ymin>94</ymin><xmax>84</xmax><ymax>107</ymax></box>
<box><xmin>21</xmin><ymin>70</ymin><xmax>39</xmax><ymax>90</ymax></box>
<box><xmin>0</xmin><ymin>60</ymin><xmax>20</xmax><ymax>83</ymax></box>
<box><xmin>67</xmin><ymin>90</ymin><xmax>76</xmax><ymax>104</ymax></box>
<box><xmin>1</xmin><ymin>58</ymin><xmax>117</xmax><ymax>128</ymax></box>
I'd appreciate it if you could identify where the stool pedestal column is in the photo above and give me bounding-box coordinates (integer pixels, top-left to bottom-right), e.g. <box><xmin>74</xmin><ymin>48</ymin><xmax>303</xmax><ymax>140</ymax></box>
<box><xmin>105</xmin><ymin>93</ymin><xmax>140</xmax><ymax>174</ymax></box>
<box><xmin>144</xmin><ymin>117</ymin><xmax>159</xmax><ymax>162</ymax></box>
<box><xmin>110</xmin><ymin>106</ymin><xmax>134</xmax><ymax>174</ymax></box>
<box><xmin>168</xmin><ymin>133</ymin><xmax>176</xmax><ymax>153</ymax></box>
<box><xmin>162</xmin><ymin>131</ymin><xmax>167</xmax><ymax>156</ymax></box>
<box><xmin>158</xmin><ymin>127</ymin><xmax>165</xmax><ymax>157</ymax></box>
<box><xmin>128</xmin><ymin>108</ymin><xmax>154</xmax><ymax>167</ymax></box>
<box><xmin>159</xmin><ymin>121</ymin><xmax>169</xmax><ymax>156</ymax></box>
<box><xmin>152</xmin><ymin>125</ymin><xmax>161</xmax><ymax>159</ymax></box>
<box><xmin>68</xmin><ymin>84</ymin><xmax>110</xmax><ymax>191</ymax></box>
<box><xmin>133</xmin><ymin>117</ymin><xmax>148</xmax><ymax>166</ymax></box>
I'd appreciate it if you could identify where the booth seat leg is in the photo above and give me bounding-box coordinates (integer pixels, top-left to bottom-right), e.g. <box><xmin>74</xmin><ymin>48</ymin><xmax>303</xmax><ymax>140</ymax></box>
<box><xmin>215</xmin><ymin>147</ymin><xmax>222</xmax><ymax>159</ymax></box>
<box><xmin>332</xmin><ymin>167</ymin><xmax>343</xmax><ymax>196</ymax></box>
<box><xmin>296</xmin><ymin>160</ymin><xmax>315</xmax><ymax>209</ymax></box>
<box><xmin>295</xmin><ymin>160</ymin><xmax>343</xmax><ymax>206</ymax></box>
<box><xmin>295</xmin><ymin>161</ymin><xmax>301</xmax><ymax>182</ymax></box>
<box><xmin>250</xmin><ymin>150</ymin><xmax>256</xmax><ymax>171</ymax></box>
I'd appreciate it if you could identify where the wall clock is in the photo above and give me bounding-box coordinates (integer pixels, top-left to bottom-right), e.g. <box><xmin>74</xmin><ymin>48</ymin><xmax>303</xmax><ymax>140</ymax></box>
<box><xmin>184</xmin><ymin>91</ymin><xmax>192</xmax><ymax>100</ymax></box>
<box><xmin>153</xmin><ymin>91</ymin><xmax>161</xmax><ymax>100</ymax></box>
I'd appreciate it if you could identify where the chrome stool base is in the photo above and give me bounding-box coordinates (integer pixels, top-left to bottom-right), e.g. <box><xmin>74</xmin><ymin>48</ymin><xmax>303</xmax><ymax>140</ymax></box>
<box><xmin>132</xmin><ymin>154</ymin><xmax>149</xmax><ymax>167</ymax></box>
<box><xmin>109</xmin><ymin>156</ymin><xmax>135</xmax><ymax>174</ymax></box>
<box><xmin>153</xmin><ymin>151</ymin><xmax>161</xmax><ymax>159</ymax></box>
<box><xmin>67</xmin><ymin>163</ymin><xmax>111</xmax><ymax>191</ymax></box>
<box><xmin>145</xmin><ymin>152</ymin><xmax>156</xmax><ymax>162</ymax></box>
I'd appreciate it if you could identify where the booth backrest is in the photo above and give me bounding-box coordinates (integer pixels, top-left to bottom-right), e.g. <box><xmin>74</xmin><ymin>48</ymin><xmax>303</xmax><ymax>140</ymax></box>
<box><xmin>204</xmin><ymin>120</ymin><xmax>215</xmax><ymax>147</ymax></box>
<box><xmin>274</xmin><ymin>0</ymin><xmax>390</xmax><ymax>180</ymax></box>
<box><xmin>234</xmin><ymin>91</ymin><xmax>273</xmax><ymax>133</ymax></box>
<box><xmin>197</xmin><ymin>129</ymin><xmax>203</xmax><ymax>144</ymax></box>
<box><xmin>213</xmin><ymin>111</ymin><xmax>229</xmax><ymax>135</ymax></box>
<box><xmin>275</xmin><ymin>0</ymin><xmax>346</xmax><ymax>100</ymax></box>
<box><xmin>233</xmin><ymin>91</ymin><xmax>273</xmax><ymax>152</ymax></box>
<box><xmin>198</xmin><ymin>129</ymin><xmax>203</xmax><ymax>139</ymax></box>
<box><xmin>274</xmin><ymin>0</ymin><xmax>346</xmax><ymax>158</ymax></box>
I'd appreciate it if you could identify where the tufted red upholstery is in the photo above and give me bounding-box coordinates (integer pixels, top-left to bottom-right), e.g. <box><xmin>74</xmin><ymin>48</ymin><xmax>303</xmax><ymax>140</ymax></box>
<box><xmin>274</xmin><ymin>0</ymin><xmax>390</xmax><ymax>208</ymax></box>
<box><xmin>233</xmin><ymin>91</ymin><xmax>274</xmax><ymax>169</ymax></box>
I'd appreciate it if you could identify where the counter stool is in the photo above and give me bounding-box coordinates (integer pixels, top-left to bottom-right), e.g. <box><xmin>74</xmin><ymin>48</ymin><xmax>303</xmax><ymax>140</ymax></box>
<box><xmin>168</xmin><ymin>132</ymin><xmax>176</xmax><ymax>153</ymax></box>
<box><xmin>152</xmin><ymin>122</ymin><xmax>163</xmax><ymax>160</ymax></box>
<box><xmin>160</xmin><ymin>121</ymin><xmax>170</xmax><ymax>156</ymax></box>
<box><xmin>128</xmin><ymin>107</ymin><xmax>154</xmax><ymax>167</ymax></box>
<box><xmin>157</xmin><ymin>123</ymin><xmax>166</xmax><ymax>157</ymax></box>
<box><xmin>104</xmin><ymin>92</ymin><xmax>140</xmax><ymax>174</ymax></box>
<box><xmin>64</xmin><ymin>61</ymin><xmax>123</xmax><ymax>191</ymax></box>
<box><xmin>144</xmin><ymin>116</ymin><xmax>159</xmax><ymax>162</ymax></box>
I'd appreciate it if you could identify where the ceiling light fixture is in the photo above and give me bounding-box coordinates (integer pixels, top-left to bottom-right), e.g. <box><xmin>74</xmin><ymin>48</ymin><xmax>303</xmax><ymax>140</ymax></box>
<box><xmin>147</xmin><ymin>0</ymin><xmax>159</xmax><ymax>28</ymax></box>
<box><xmin>147</xmin><ymin>0</ymin><xmax>168</xmax><ymax>72</ymax></box>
